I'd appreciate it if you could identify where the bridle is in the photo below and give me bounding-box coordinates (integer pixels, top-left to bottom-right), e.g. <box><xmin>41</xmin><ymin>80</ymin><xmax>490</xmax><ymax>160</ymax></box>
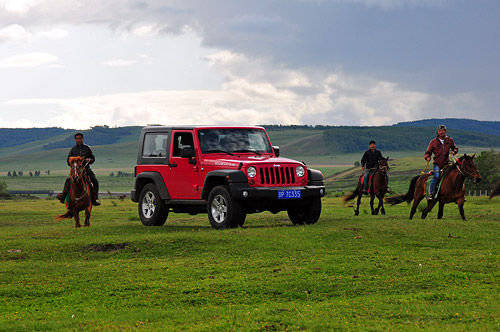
<box><xmin>455</xmin><ymin>158</ymin><xmax>480</xmax><ymax>180</ymax></box>
<box><xmin>70</xmin><ymin>159</ymin><xmax>90</xmax><ymax>201</ymax></box>
<box><xmin>378</xmin><ymin>160</ymin><xmax>389</xmax><ymax>175</ymax></box>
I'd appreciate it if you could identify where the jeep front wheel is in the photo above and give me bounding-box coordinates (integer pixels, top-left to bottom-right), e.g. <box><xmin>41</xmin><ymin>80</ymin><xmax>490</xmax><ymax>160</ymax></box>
<box><xmin>287</xmin><ymin>197</ymin><xmax>322</xmax><ymax>225</ymax></box>
<box><xmin>138</xmin><ymin>183</ymin><xmax>168</xmax><ymax>226</ymax></box>
<box><xmin>207</xmin><ymin>185</ymin><xmax>244</xmax><ymax>229</ymax></box>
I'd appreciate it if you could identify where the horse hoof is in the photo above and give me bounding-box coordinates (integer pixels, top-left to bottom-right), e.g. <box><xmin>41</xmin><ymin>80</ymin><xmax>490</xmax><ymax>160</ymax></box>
<box><xmin>354</xmin><ymin>211</ymin><xmax>359</xmax><ymax>216</ymax></box>
<box><xmin>381</xmin><ymin>211</ymin><xmax>386</xmax><ymax>215</ymax></box>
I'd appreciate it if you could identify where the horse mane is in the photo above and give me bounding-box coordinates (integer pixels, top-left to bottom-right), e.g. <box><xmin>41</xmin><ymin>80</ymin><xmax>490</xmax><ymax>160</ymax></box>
<box><xmin>68</xmin><ymin>156</ymin><xmax>84</xmax><ymax>164</ymax></box>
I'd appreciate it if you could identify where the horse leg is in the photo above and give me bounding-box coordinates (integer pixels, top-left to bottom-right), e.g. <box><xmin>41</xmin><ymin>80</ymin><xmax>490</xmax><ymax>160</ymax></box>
<box><xmin>410</xmin><ymin>195</ymin><xmax>424</xmax><ymax>220</ymax></box>
<box><xmin>84</xmin><ymin>206</ymin><xmax>92</xmax><ymax>227</ymax></box>
<box><xmin>421</xmin><ymin>199</ymin><xmax>438</xmax><ymax>220</ymax></box>
<box><xmin>457</xmin><ymin>197</ymin><xmax>466</xmax><ymax>221</ymax></box>
<box><xmin>370</xmin><ymin>194</ymin><xmax>376</xmax><ymax>215</ymax></box>
<box><xmin>437</xmin><ymin>201</ymin><xmax>445</xmax><ymax>219</ymax></box>
<box><xmin>377</xmin><ymin>194</ymin><xmax>385</xmax><ymax>215</ymax></box>
<box><xmin>355</xmin><ymin>193</ymin><xmax>361</xmax><ymax>216</ymax></box>
<box><xmin>74</xmin><ymin>210</ymin><xmax>81</xmax><ymax>228</ymax></box>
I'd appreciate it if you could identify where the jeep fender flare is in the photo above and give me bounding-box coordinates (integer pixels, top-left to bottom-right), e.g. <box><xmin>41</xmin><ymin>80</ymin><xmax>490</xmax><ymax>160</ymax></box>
<box><xmin>133</xmin><ymin>171</ymin><xmax>170</xmax><ymax>201</ymax></box>
<box><xmin>308</xmin><ymin>168</ymin><xmax>324</xmax><ymax>186</ymax></box>
<box><xmin>201</xmin><ymin>170</ymin><xmax>248</xmax><ymax>200</ymax></box>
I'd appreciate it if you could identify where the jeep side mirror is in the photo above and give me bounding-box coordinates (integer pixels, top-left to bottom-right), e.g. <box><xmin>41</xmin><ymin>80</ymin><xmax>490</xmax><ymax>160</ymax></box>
<box><xmin>273</xmin><ymin>146</ymin><xmax>280</xmax><ymax>157</ymax></box>
<box><xmin>180</xmin><ymin>146</ymin><xmax>195</xmax><ymax>158</ymax></box>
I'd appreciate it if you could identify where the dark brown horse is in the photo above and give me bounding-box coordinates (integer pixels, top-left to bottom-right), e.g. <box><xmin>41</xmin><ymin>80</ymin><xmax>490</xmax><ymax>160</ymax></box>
<box><xmin>386</xmin><ymin>154</ymin><xmax>481</xmax><ymax>220</ymax></box>
<box><xmin>490</xmin><ymin>181</ymin><xmax>500</xmax><ymax>199</ymax></box>
<box><xmin>344</xmin><ymin>157</ymin><xmax>389</xmax><ymax>216</ymax></box>
<box><xmin>56</xmin><ymin>156</ymin><xmax>93</xmax><ymax>227</ymax></box>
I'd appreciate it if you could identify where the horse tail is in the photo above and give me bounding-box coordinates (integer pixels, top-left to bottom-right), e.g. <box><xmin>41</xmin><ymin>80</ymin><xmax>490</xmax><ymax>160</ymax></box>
<box><xmin>343</xmin><ymin>187</ymin><xmax>359</xmax><ymax>203</ymax></box>
<box><xmin>55</xmin><ymin>210</ymin><xmax>73</xmax><ymax>221</ymax></box>
<box><xmin>385</xmin><ymin>175</ymin><xmax>419</xmax><ymax>205</ymax></box>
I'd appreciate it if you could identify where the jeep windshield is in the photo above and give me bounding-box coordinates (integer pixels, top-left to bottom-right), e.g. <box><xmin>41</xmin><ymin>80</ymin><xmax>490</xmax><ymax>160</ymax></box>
<box><xmin>198</xmin><ymin>128</ymin><xmax>273</xmax><ymax>154</ymax></box>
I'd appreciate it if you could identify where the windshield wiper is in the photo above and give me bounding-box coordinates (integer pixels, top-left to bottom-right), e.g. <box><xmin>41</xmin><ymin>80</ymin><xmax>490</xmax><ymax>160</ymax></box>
<box><xmin>204</xmin><ymin>149</ymin><xmax>235</xmax><ymax>156</ymax></box>
<box><xmin>233</xmin><ymin>149</ymin><xmax>261</xmax><ymax>155</ymax></box>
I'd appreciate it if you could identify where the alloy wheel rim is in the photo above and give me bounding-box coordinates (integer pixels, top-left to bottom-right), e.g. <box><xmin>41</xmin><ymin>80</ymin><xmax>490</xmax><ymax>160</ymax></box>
<box><xmin>211</xmin><ymin>195</ymin><xmax>228</xmax><ymax>224</ymax></box>
<box><xmin>142</xmin><ymin>191</ymin><xmax>156</xmax><ymax>218</ymax></box>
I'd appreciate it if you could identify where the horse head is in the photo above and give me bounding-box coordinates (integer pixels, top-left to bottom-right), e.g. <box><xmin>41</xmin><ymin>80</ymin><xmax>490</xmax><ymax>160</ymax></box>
<box><xmin>69</xmin><ymin>156</ymin><xmax>85</xmax><ymax>183</ymax></box>
<box><xmin>378</xmin><ymin>156</ymin><xmax>389</xmax><ymax>174</ymax></box>
<box><xmin>458</xmin><ymin>153</ymin><xmax>482</xmax><ymax>184</ymax></box>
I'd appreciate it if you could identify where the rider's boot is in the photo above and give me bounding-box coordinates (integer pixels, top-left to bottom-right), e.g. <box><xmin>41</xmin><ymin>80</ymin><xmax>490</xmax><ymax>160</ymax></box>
<box><xmin>92</xmin><ymin>187</ymin><xmax>101</xmax><ymax>206</ymax></box>
<box><xmin>57</xmin><ymin>179</ymin><xmax>70</xmax><ymax>203</ymax></box>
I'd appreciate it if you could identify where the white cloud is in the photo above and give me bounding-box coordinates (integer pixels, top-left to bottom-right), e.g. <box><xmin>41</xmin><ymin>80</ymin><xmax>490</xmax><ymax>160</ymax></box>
<box><xmin>0</xmin><ymin>24</ymin><xmax>31</xmax><ymax>42</ymax></box>
<box><xmin>36</xmin><ymin>27</ymin><xmax>68</xmax><ymax>39</ymax></box>
<box><xmin>0</xmin><ymin>52</ymin><xmax>59</xmax><ymax>67</ymax></box>
<box><xmin>102</xmin><ymin>59</ymin><xmax>137</xmax><ymax>67</ymax></box>
<box><xmin>0</xmin><ymin>0</ymin><xmax>40</xmax><ymax>14</ymax></box>
<box><xmin>131</xmin><ymin>24</ymin><xmax>160</xmax><ymax>37</ymax></box>
<box><xmin>0</xmin><ymin>24</ymin><xmax>68</xmax><ymax>42</ymax></box>
<box><xmin>4</xmin><ymin>51</ymin><xmax>435</xmax><ymax>128</ymax></box>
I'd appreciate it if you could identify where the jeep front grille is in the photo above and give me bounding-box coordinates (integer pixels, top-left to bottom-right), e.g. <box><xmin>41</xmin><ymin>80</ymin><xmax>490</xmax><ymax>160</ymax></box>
<box><xmin>258</xmin><ymin>166</ymin><xmax>296</xmax><ymax>185</ymax></box>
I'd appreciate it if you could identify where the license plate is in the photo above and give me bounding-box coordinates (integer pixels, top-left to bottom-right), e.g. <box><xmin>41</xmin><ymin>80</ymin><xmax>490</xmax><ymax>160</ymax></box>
<box><xmin>278</xmin><ymin>190</ymin><xmax>301</xmax><ymax>199</ymax></box>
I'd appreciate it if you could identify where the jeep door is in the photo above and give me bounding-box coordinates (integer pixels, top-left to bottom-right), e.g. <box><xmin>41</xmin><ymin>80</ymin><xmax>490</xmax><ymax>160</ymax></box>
<box><xmin>166</xmin><ymin>130</ymin><xmax>201</xmax><ymax>199</ymax></box>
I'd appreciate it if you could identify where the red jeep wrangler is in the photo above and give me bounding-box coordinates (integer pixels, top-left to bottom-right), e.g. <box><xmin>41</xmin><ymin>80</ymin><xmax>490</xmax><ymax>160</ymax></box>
<box><xmin>131</xmin><ymin>126</ymin><xmax>325</xmax><ymax>229</ymax></box>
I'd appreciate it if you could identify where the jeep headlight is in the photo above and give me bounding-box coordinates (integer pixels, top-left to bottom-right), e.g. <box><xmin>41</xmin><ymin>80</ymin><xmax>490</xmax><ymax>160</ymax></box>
<box><xmin>247</xmin><ymin>166</ymin><xmax>257</xmax><ymax>178</ymax></box>
<box><xmin>296</xmin><ymin>165</ymin><xmax>305</xmax><ymax>177</ymax></box>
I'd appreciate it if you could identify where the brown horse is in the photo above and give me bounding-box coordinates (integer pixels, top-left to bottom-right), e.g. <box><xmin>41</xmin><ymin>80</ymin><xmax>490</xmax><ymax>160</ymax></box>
<box><xmin>386</xmin><ymin>154</ymin><xmax>481</xmax><ymax>220</ymax></box>
<box><xmin>490</xmin><ymin>181</ymin><xmax>500</xmax><ymax>199</ymax></box>
<box><xmin>344</xmin><ymin>157</ymin><xmax>389</xmax><ymax>216</ymax></box>
<box><xmin>56</xmin><ymin>156</ymin><xmax>93</xmax><ymax>227</ymax></box>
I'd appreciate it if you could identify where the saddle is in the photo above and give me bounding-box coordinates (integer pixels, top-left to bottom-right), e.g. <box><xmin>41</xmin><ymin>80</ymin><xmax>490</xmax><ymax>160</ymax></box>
<box><xmin>361</xmin><ymin>169</ymin><xmax>377</xmax><ymax>193</ymax></box>
<box><xmin>426</xmin><ymin>163</ymin><xmax>454</xmax><ymax>198</ymax></box>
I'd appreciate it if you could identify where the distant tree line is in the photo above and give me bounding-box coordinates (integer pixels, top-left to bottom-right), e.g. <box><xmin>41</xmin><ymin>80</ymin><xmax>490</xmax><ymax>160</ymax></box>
<box><xmin>321</xmin><ymin>126</ymin><xmax>500</xmax><ymax>153</ymax></box>
<box><xmin>7</xmin><ymin>170</ymin><xmax>49</xmax><ymax>177</ymax></box>
<box><xmin>42</xmin><ymin>125</ymin><xmax>142</xmax><ymax>150</ymax></box>
<box><xmin>472</xmin><ymin>150</ymin><xmax>500</xmax><ymax>190</ymax></box>
<box><xmin>0</xmin><ymin>127</ymin><xmax>68</xmax><ymax>149</ymax></box>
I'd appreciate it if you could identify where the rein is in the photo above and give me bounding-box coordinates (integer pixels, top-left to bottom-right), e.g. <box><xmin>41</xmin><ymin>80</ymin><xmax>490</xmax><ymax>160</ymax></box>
<box><xmin>70</xmin><ymin>162</ymin><xmax>90</xmax><ymax>202</ymax></box>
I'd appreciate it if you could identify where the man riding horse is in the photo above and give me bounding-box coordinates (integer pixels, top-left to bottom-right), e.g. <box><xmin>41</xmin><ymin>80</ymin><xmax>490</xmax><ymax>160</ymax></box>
<box><xmin>361</xmin><ymin>140</ymin><xmax>385</xmax><ymax>194</ymax></box>
<box><xmin>57</xmin><ymin>133</ymin><xmax>101</xmax><ymax>206</ymax></box>
<box><xmin>424</xmin><ymin>124</ymin><xmax>458</xmax><ymax>200</ymax></box>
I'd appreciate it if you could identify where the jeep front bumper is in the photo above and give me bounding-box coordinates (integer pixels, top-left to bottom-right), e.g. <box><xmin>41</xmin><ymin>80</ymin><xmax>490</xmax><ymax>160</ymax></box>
<box><xmin>231</xmin><ymin>185</ymin><xmax>325</xmax><ymax>200</ymax></box>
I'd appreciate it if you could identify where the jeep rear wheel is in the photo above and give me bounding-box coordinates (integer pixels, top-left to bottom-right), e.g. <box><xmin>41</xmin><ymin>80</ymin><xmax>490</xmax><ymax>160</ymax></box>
<box><xmin>287</xmin><ymin>197</ymin><xmax>322</xmax><ymax>225</ymax></box>
<box><xmin>207</xmin><ymin>185</ymin><xmax>244</xmax><ymax>229</ymax></box>
<box><xmin>138</xmin><ymin>183</ymin><xmax>168</xmax><ymax>226</ymax></box>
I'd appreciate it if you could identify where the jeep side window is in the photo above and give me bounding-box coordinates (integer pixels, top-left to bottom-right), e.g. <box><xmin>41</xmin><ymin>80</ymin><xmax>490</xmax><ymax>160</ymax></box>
<box><xmin>172</xmin><ymin>132</ymin><xmax>194</xmax><ymax>157</ymax></box>
<box><xmin>142</xmin><ymin>133</ymin><xmax>169</xmax><ymax>157</ymax></box>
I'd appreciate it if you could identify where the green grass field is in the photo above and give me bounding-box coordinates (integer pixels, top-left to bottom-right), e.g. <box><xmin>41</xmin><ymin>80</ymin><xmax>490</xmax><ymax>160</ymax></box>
<box><xmin>0</xmin><ymin>197</ymin><xmax>498</xmax><ymax>330</ymax></box>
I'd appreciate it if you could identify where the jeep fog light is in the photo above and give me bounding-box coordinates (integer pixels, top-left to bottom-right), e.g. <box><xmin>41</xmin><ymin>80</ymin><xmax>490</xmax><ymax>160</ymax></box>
<box><xmin>243</xmin><ymin>191</ymin><xmax>249</xmax><ymax>198</ymax></box>
<box><xmin>296</xmin><ymin>165</ymin><xmax>305</xmax><ymax>177</ymax></box>
<box><xmin>247</xmin><ymin>166</ymin><xmax>257</xmax><ymax>178</ymax></box>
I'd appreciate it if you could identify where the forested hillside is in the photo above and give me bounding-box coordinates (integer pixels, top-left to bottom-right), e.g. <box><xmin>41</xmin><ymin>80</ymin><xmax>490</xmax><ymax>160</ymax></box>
<box><xmin>394</xmin><ymin>118</ymin><xmax>500</xmax><ymax>136</ymax></box>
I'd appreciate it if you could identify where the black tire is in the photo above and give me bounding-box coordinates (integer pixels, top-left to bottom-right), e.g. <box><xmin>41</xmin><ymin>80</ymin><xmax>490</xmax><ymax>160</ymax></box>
<box><xmin>207</xmin><ymin>185</ymin><xmax>244</xmax><ymax>229</ymax></box>
<box><xmin>138</xmin><ymin>183</ymin><xmax>168</xmax><ymax>226</ymax></box>
<box><xmin>287</xmin><ymin>197</ymin><xmax>322</xmax><ymax>225</ymax></box>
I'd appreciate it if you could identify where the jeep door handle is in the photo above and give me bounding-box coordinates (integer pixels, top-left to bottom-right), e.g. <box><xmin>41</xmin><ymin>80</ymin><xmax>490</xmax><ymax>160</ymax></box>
<box><xmin>168</xmin><ymin>163</ymin><xmax>177</xmax><ymax>167</ymax></box>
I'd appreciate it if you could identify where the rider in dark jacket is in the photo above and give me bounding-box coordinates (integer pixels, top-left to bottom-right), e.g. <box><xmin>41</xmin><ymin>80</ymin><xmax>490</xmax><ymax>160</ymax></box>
<box><xmin>57</xmin><ymin>133</ymin><xmax>101</xmax><ymax>206</ymax></box>
<box><xmin>361</xmin><ymin>140</ymin><xmax>384</xmax><ymax>194</ymax></box>
<box><xmin>424</xmin><ymin>124</ymin><xmax>458</xmax><ymax>199</ymax></box>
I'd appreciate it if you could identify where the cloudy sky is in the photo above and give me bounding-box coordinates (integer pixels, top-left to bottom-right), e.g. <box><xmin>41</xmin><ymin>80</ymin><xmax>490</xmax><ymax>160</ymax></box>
<box><xmin>0</xmin><ymin>0</ymin><xmax>498</xmax><ymax>128</ymax></box>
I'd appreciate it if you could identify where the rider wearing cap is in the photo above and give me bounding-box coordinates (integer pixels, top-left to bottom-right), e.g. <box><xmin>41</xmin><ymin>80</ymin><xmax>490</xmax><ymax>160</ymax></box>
<box><xmin>57</xmin><ymin>133</ymin><xmax>101</xmax><ymax>206</ymax></box>
<box><xmin>424</xmin><ymin>125</ymin><xmax>458</xmax><ymax>200</ymax></box>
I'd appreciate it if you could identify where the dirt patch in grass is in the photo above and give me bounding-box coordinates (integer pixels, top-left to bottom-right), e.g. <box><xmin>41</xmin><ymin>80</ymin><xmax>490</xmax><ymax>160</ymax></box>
<box><xmin>83</xmin><ymin>243</ymin><xmax>130</xmax><ymax>252</ymax></box>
